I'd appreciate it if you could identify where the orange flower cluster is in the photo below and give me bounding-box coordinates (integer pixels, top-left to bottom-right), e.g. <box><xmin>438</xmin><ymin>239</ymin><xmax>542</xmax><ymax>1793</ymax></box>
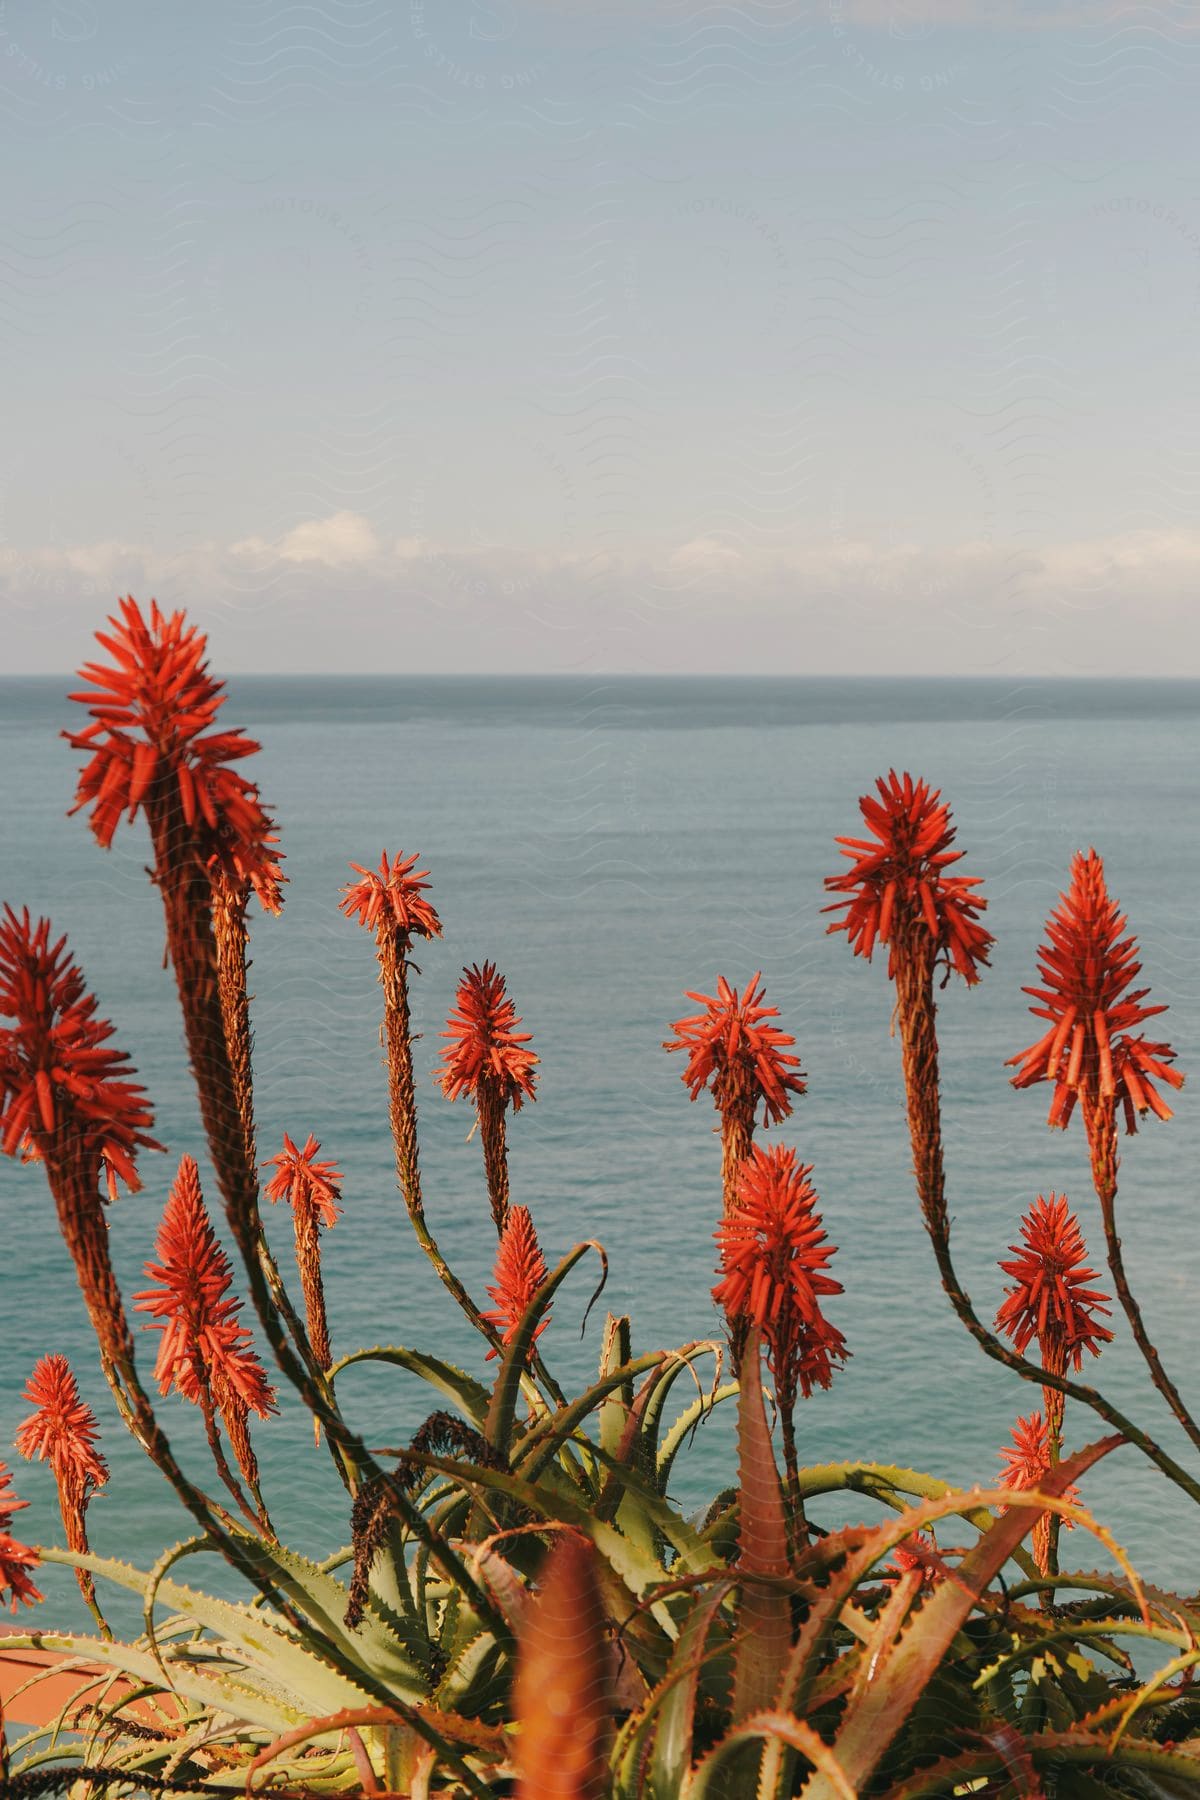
<box><xmin>1009</xmin><ymin>850</ymin><xmax>1183</xmax><ymax>1132</ymax></box>
<box><xmin>16</xmin><ymin>1354</ymin><xmax>108</xmax><ymax>1493</ymax></box>
<box><xmin>713</xmin><ymin>1145</ymin><xmax>847</xmax><ymax>1397</ymax></box>
<box><xmin>264</xmin><ymin>1132</ymin><xmax>343</xmax><ymax>1230</ymax></box>
<box><xmin>136</xmin><ymin>1156</ymin><xmax>275</xmax><ymax>1427</ymax></box>
<box><xmin>995</xmin><ymin>1194</ymin><xmax>1112</xmax><ymax>1374</ymax></box>
<box><xmin>340</xmin><ymin>850</ymin><xmax>442</xmax><ymax>944</ymax></box>
<box><xmin>999</xmin><ymin>1413</ymin><xmax>1080</xmax><ymax>1574</ymax></box>
<box><xmin>436</xmin><ymin>962</ymin><xmax>538</xmax><ymax>1112</ymax></box>
<box><xmin>483</xmin><ymin>1205</ymin><xmax>550</xmax><ymax>1358</ymax></box>
<box><xmin>65</xmin><ymin>597</ymin><xmax>283</xmax><ymax>911</ymax></box>
<box><xmin>264</xmin><ymin>1132</ymin><xmax>343</xmax><ymax>1372</ymax></box>
<box><xmin>0</xmin><ymin>1462</ymin><xmax>42</xmax><ymax>1612</ymax></box>
<box><xmin>0</xmin><ymin>906</ymin><xmax>160</xmax><ymax>1199</ymax></box>
<box><xmin>824</xmin><ymin>770</ymin><xmax>992</xmax><ymax>984</ymax></box>
<box><xmin>665</xmin><ymin>973</ymin><xmax>805</xmax><ymax>1128</ymax></box>
<box><xmin>16</xmin><ymin>1356</ymin><xmax>109</xmax><ymax>1607</ymax></box>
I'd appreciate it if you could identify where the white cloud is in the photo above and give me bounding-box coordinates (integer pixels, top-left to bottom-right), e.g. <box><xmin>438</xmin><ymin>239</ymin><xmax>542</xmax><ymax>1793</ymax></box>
<box><xmin>231</xmin><ymin>511</ymin><xmax>380</xmax><ymax>568</ymax></box>
<box><xmin>667</xmin><ymin>536</ymin><xmax>745</xmax><ymax>573</ymax></box>
<box><xmin>3</xmin><ymin>516</ymin><xmax>1200</xmax><ymax>673</ymax></box>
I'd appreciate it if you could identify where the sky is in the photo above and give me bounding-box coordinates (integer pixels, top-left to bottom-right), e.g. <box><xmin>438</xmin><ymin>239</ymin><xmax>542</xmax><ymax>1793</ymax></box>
<box><xmin>3</xmin><ymin>0</ymin><xmax>1200</xmax><ymax>675</ymax></box>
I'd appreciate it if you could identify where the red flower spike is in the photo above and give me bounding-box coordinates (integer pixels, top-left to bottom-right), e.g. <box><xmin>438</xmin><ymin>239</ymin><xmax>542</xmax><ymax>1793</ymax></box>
<box><xmin>483</xmin><ymin>1205</ymin><xmax>549</xmax><ymax>1358</ymax></box>
<box><xmin>16</xmin><ymin>1355</ymin><xmax>109</xmax><ymax>1493</ymax></box>
<box><xmin>436</xmin><ymin>962</ymin><xmax>538</xmax><ymax>1112</ymax></box>
<box><xmin>264</xmin><ymin>1132</ymin><xmax>343</xmax><ymax>1230</ymax></box>
<box><xmin>998</xmin><ymin>1412</ymin><xmax>1080</xmax><ymax>1574</ymax></box>
<box><xmin>0</xmin><ymin>1463</ymin><xmax>42</xmax><ymax>1611</ymax></box>
<box><xmin>995</xmin><ymin>1193</ymin><xmax>1113</xmax><ymax>1373</ymax></box>
<box><xmin>824</xmin><ymin>770</ymin><xmax>993</xmax><ymax>984</ymax></box>
<box><xmin>340</xmin><ymin>851</ymin><xmax>442</xmax><ymax>943</ymax></box>
<box><xmin>0</xmin><ymin>907</ymin><xmax>161</xmax><ymax>1199</ymax></box>
<box><xmin>665</xmin><ymin>972</ymin><xmax>805</xmax><ymax>1128</ymax></box>
<box><xmin>1008</xmin><ymin>850</ymin><xmax>1184</xmax><ymax>1134</ymax></box>
<box><xmin>135</xmin><ymin>1155</ymin><xmax>275</xmax><ymax>1421</ymax></box>
<box><xmin>65</xmin><ymin>597</ymin><xmax>284</xmax><ymax>912</ymax></box>
<box><xmin>713</xmin><ymin>1144</ymin><xmax>848</xmax><ymax>1396</ymax></box>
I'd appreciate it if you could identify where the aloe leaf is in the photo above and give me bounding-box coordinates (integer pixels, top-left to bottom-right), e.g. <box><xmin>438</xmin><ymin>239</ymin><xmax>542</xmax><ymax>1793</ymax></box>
<box><xmin>484</xmin><ymin>1240</ymin><xmax>607</xmax><ymax>1456</ymax></box>
<box><xmin>247</xmin><ymin>1702</ymin><xmax>502</xmax><ymax>1800</ymax></box>
<box><xmin>46</xmin><ymin>1539</ymin><xmax>428</xmax><ymax>1704</ymax></box>
<box><xmin>432</xmin><ymin>1626</ymin><xmax>504</xmax><ymax>1714</ymax></box>
<box><xmin>730</xmin><ymin>1331</ymin><xmax>791</xmax><ymax>1724</ymax></box>
<box><xmin>401</xmin><ymin>1448</ymin><xmax>674</xmax><ymax>1594</ymax></box>
<box><xmin>796</xmin><ymin>1459</ymin><xmax>1039</xmax><ymax>1581</ymax></box>
<box><xmin>329</xmin><ymin>1343</ymin><xmax>491</xmax><ymax>1428</ymax></box>
<box><xmin>646</xmin><ymin>1582</ymin><xmax>735</xmax><ymax>1798</ymax></box>
<box><xmin>684</xmin><ymin>1711</ymin><xmax>857</xmax><ymax>1800</ymax></box>
<box><xmin>801</xmin><ymin>1435</ymin><xmax>1126</xmax><ymax>1798</ymax></box>
<box><xmin>598</xmin><ymin>1313</ymin><xmax>634</xmax><ymax>1458</ymax></box>
<box><xmin>658</xmin><ymin>1382</ymin><xmax>740</xmax><ymax>1491</ymax></box>
<box><xmin>877</xmin><ymin>1730</ymin><xmax>1200</xmax><ymax>1799</ymax></box>
<box><xmin>0</xmin><ymin>1631</ymin><xmax>308</xmax><ymax>1734</ymax></box>
<box><xmin>639</xmin><ymin>1341</ymin><xmax>724</xmax><ymax>1469</ymax></box>
<box><xmin>515</xmin><ymin>1350</ymin><xmax>668</xmax><ymax>1486</ymax></box>
<box><xmin>140</xmin><ymin>1534</ymin><xmax>213</xmax><ymax>1674</ymax></box>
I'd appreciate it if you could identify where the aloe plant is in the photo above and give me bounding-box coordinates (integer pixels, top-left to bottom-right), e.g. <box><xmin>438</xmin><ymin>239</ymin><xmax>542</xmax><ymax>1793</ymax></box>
<box><xmin>4</xmin><ymin>607</ymin><xmax>1200</xmax><ymax>1795</ymax></box>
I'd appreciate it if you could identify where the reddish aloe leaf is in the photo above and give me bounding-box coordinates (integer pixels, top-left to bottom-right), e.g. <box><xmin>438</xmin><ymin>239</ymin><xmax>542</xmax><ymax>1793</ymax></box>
<box><xmin>802</xmin><ymin>1434</ymin><xmax>1125</xmax><ymax>1798</ymax></box>
<box><xmin>514</xmin><ymin>1532</ymin><xmax>613</xmax><ymax>1800</ymax></box>
<box><xmin>647</xmin><ymin>1581</ymin><xmax>732</xmax><ymax>1797</ymax></box>
<box><xmin>731</xmin><ymin>1328</ymin><xmax>792</xmax><ymax>1722</ymax></box>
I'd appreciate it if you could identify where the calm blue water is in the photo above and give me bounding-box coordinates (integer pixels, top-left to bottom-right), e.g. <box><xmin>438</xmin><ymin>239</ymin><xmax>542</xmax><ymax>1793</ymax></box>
<box><xmin>3</xmin><ymin>675</ymin><xmax>1200</xmax><ymax>1635</ymax></box>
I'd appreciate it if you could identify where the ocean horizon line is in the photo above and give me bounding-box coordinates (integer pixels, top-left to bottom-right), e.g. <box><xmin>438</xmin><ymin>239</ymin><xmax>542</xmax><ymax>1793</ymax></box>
<box><xmin>6</xmin><ymin>671</ymin><xmax>1200</xmax><ymax>686</ymax></box>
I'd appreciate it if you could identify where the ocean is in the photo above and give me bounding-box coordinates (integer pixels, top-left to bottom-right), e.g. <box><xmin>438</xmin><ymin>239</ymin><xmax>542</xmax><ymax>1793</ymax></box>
<box><xmin>3</xmin><ymin>674</ymin><xmax>1200</xmax><ymax>1633</ymax></box>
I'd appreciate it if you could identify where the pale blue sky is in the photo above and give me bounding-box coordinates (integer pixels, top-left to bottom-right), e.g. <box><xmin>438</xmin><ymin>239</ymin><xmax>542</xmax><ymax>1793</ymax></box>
<box><xmin>3</xmin><ymin>0</ymin><xmax>1200</xmax><ymax>673</ymax></box>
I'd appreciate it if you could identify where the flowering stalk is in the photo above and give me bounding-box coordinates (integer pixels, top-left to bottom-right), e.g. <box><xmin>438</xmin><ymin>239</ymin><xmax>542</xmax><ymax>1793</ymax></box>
<box><xmin>1009</xmin><ymin>851</ymin><xmax>1197</xmax><ymax>1456</ymax></box>
<box><xmin>16</xmin><ymin>1355</ymin><xmax>111</xmax><ymax>1634</ymax></box>
<box><xmin>483</xmin><ymin>1205</ymin><xmax>551</xmax><ymax>1361</ymax></box>
<box><xmin>826</xmin><ymin>772</ymin><xmax>992</xmax><ymax>1240</ymax></box>
<box><xmin>713</xmin><ymin>1144</ymin><xmax>847</xmax><ymax>1521</ymax></box>
<box><xmin>0</xmin><ymin>890</ymin><xmax>440</xmax><ymax>1698</ymax></box>
<box><xmin>264</xmin><ymin>1133</ymin><xmax>342</xmax><ymax>1372</ymax></box>
<box><xmin>995</xmin><ymin>1195</ymin><xmax>1111</xmax><ymax>1575</ymax></box>
<box><xmin>436</xmin><ymin>961</ymin><xmax>538</xmax><ymax>1235</ymax></box>
<box><xmin>136</xmin><ymin>1155</ymin><xmax>276</xmax><ymax>1533</ymax></box>
<box><xmin>264</xmin><ymin>1133</ymin><xmax>343</xmax><ymax>1448</ymax></box>
<box><xmin>995</xmin><ymin>1193</ymin><xmax>1112</xmax><ymax>1447</ymax></box>
<box><xmin>666</xmin><ymin>973</ymin><xmax>805</xmax><ymax>1220</ymax></box>
<box><xmin>211</xmin><ymin>875</ymin><xmax>257</xmax><ymax>1167</ymax></box>
<box><xmin>64</xmin><ymin>602</ymin><xmax>365</xmax><ymax>1493</ymax></box>
<box><xmin>826</xmin><ymin>777</ymin><xmax>1200</xmax><ymax>1511</ymax></box>
<box><xmin>342</xmin><ymin>855</ymin><xmax>502</xmax><ymax>1351</ymax></box>
<box><xmin>67</xmin><ymin>599</ymin><xmax>284</xmax><ymax>1187</ymax></box>
<box><xmin>0</xmin><ymin>913</ymin><xmax>296</xmax><ymax>1573</ymax></box>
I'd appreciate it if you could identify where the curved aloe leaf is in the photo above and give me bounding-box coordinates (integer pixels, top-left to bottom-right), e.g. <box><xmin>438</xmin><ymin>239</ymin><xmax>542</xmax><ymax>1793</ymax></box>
<box><xmin>801</xmin><ymin>1435</ymin><xmax>1127</xmax><ymax>1798</ymax></box>
<box><xmin>878</xmin><ymin>1731</ymin><xmax>1200</xmax><ymax>1798</ymax></box>
<box><xmin>330</xmin><ymin>1343</ymin><xmax>491</xmax><ymax>1428</ymax></box>
<box><xmin>684</xmin><ymin>1711</ymin><xmax>856</xmax><ymax>1800</ymax></box>
<box><xmin>645</xmin><ymin>1582</ymin><xmax>734</xmax><ymax>1798</ymax></box>
<box><xmin>0</xmin><ymin>1631</ymin><xmax>309</xmax><ymax>1735</ymax></box>
<box><xmin>658</xmin><ymin>1382</ymin><xmax>739</xmax><ymax>1491</ymax></box>
<box><xmin>516</xmin><ymin>1350</ymin><xmax>668</xmax><ymax>1486</ymax></box>
<box><xmin>731</xmin><ymin>1331</ymin><xmax>791</xmax><ymax>1724</ymax></box>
